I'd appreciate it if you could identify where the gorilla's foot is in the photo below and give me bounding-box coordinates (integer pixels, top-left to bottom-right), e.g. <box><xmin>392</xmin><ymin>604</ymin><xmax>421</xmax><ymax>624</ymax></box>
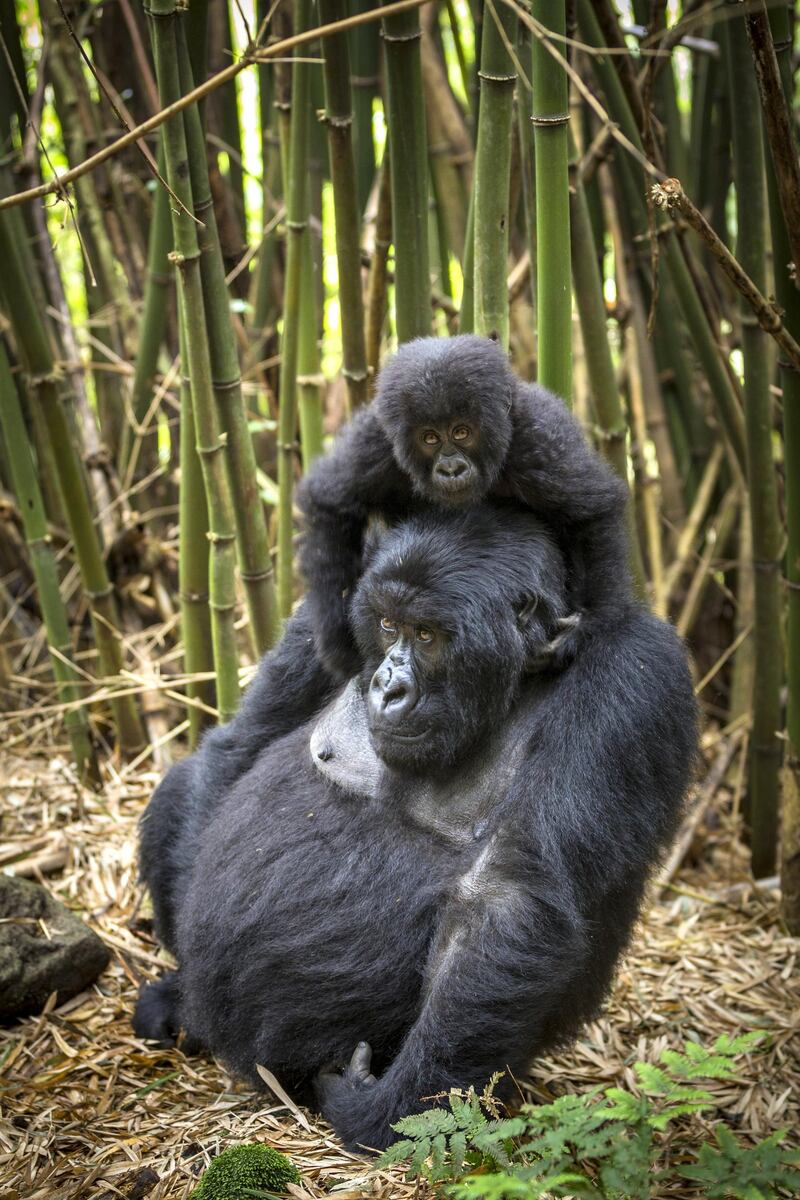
<box><xmin>132</xmin><ymin>971</ymin><xmax>182</xmax><ymax>1047</ymax></box>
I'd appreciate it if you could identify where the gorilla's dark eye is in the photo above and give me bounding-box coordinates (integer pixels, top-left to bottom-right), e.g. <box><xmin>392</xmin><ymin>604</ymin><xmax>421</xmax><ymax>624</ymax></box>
<box><xmin>422</xmin><ymin>430</ymin><xmax>440</xmax><ymax>446</ymax></box>
<box><xmin>416</xmin><ymin>626</ymin><xmax>434</xmax><ymax>643</ymax></box>
<box><xmin>452</xmin><ymin>425</ymin><xmax>471</xmax><ymax>441</ymax></box>
<box><xmin>380</xmin><ymin>617</ymin><xmax>398</xmax><ymax>638</ymax></box>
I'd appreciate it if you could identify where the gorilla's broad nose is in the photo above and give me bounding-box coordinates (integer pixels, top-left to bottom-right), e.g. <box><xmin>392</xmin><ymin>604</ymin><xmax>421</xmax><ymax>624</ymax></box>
<box><xmin>368</xmin><ymin>665</ymin><xmax>419</xmax><ymax>723</ymax></box>
<box><xmin>436</xmin><ymin>457</ymin><xmax>468</xmax><ymax>479</ymax></box>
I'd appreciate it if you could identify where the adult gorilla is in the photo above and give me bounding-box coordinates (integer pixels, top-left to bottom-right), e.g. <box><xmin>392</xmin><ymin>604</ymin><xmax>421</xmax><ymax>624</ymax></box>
<box><xmin>135</xmin><ymin>505</ymin><xmax>696</xmax><ymax>1151</ymax></box>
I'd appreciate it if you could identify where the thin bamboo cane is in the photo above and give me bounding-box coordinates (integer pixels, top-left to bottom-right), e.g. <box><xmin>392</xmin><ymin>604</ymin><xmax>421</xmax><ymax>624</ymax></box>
<box><xmin>122</xmin><ymin>145</ymin><xmax>173</xmax><ymax>479</ymax></box>
<box><xmin>569</xmin><ymin>150</ymin><xmax>645</xmax><ymax>594</ymax></box>
<box><xmin>473</xmin><ymin>0</ymin><xmax>516</xmax><ymax>347</ymax></box>
<box><xmin>276</xmin><ymin>0</ymin><xmax>313</xmax><ymax>617</ymax></box>
<box><xmin>350</xmin><ymin>0</ymin><xmax>380</xmax><ymax>215</ymax></box>
<box><xmin>177</xmin><ymin>26</ymin><xmax>280</xmax><ymax>655</ymax></box>
<box><xmin>382</xmin><ymin>0</ymin><xmax>431</xmax><ymax>342</ymax></box>
<box><xmin>365</xmin><ymin>154</ymin><xmax>392</xmax><ymax>389</ymax></box>
<box><xmin>725</xmin><ymin>5</ymin><xmax>783</xmax><ymax>877</ymax></box>
<box><xmin>298</xmin><ymin>229</ymin><xmax>325</xmax><ymax>470</ymax></box>
<box><xmin>459</xmin><ymin>189</ymin><xmax>475</xmax><ymax>334</ymax></box>
<box><xmin>319</xmin><ymin>0</ymin><xmax>368</xmax><ymax>412</ymax></box>
<box><xmin>0</xmin><ymin>214</ymin><xmax>145</xmax><ymax>751</ymax></box>
<box><xmin>148</xmin><ymin>0</ymin><xmax>240</xmax><ymax>720</ymax></box>
<box><xmin>0</xmin><ymin>342</ymin><xmax>99</xmax><ymax>783</ymax></box>
<box><xmin>177</xmin><ymin>314</ymin><xmax>215</xmax><ymax>748</ymax></box>
<box><xmin>761</xmin><ymin>0</ymin><xmax>800</xmax><ymax>928</ymax></box>
<box><xmin>531</xmin><ymin>0</ymin><xmax>571</xmax><ymax>401</ymax></box>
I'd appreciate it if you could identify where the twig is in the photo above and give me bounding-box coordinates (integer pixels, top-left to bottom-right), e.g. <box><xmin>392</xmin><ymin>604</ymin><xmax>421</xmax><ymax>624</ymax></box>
<box><xmin>744</xmin><ymin>2</ymin><xmax>800</xmax><ymax>288</ymax></box>
<box><xmin>651</xmin><ymin>177</ymin><xmax>800</xmax><ymax>373</ymax></box>
<box><xmin>657</xmin><ymin>729</ymin><xmax>746</xmax><ymax>894</ymax></box>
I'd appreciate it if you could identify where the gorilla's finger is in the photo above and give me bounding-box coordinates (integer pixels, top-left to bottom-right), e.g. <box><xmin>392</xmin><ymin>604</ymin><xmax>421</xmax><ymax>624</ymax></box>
<box><xmin>349</xmin><ymin>1041</ymin><xmax>377</xmax><ymax>1084</ymax></box>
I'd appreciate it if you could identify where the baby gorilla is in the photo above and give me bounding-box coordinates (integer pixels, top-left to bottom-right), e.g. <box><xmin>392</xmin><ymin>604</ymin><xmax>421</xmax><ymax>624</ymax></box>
<box><xmin>135</xmin><ymin>506</ymin><xmax>696</xmax><ymax>1152</ymax></box>
<box><xmin>298</xmin><ymin>334</ymin><xmax>630</xmax><ymax>679</ymax></box>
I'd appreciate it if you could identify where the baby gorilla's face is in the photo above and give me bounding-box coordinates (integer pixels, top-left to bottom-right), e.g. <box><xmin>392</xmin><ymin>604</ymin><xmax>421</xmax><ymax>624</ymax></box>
<box><xmin>414</xmin><ymin>419</ymin><xmax>484</xmax><ymax>505</ymax></box>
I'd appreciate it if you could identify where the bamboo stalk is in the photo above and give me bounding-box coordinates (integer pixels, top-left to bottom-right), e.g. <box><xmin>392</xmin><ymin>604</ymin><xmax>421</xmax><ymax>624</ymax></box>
<box><xmin>0</xmin><ymin>343</ymin><xmax>98</xmax><ymax>783</ymax></box>
<box><xmin>531</xmin><ymin>0</ymin><xmax>571</xmax><ymax>401</ymax></box>
<box><xmin>382</xmin><ymin>0</ymin><xmax>431</xmax><ymax>342</ymax></box>
<box><xmin>177</xmin><ymin>314</ymin><xmax>215</xmax><ymax>747</ymax></box>
<box><xmin>298</xmin><ymin>229</ymin><xmax>324</xmax><ymax>470</ymax></box>
<box><xmin>725</xmin><ymin>5</ymin><xmax>784</xmax><ymax>877</ymax></box>
<box><xmin>148</xmin><ymin>0</ymin><xmax>240</xmax><ymax>720</ymax></box>
<box><xmin>760</xmin><ymin>0</ymin><xmax>800</xmax><ymax>929</ymax></box>
<box><xmin>319</xmin><ymin>0</ymin><xmax>368</xmax><ymax>412</ymax></box>
<box><xmin>473</xmin><ymin>0</ymin><xmax>517</xmax><ymax>347</ymax></box>
<box><xmin>177</xmin><ymin>25</ymin><xmax>280</xmax><ymax>656</ymax></box>
<box><xmin>276</xmin><ymin>0</ymin><xmax>313</xmax><ymax>617</ymax></box>
<box><xmin>350</xmin><ymin>0</ymin><xmax>380</xmax><ymax>215</ymax></box>
<box><xmin>365</xmin><ymin>153</ymin><xmax>392</xmax><ymax>389</ymax></box>
<box><xmin>0</xmin><ymin>214</ymin><xmax>144</xmax><ymax>752</ymax></box>
<box><xmin>569</xmin><ymin>148</ymin><xmax>645</xmax><ymax>594</ymax></box>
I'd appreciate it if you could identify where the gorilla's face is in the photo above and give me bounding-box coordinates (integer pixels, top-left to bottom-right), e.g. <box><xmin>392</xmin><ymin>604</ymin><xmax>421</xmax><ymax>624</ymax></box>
<box><xmin>372</xmin><ymin>335</ymin><xmax>515</xmax><ymax>507</ymax></box>
<box><xmin>352</xmin><ymin>508</ymin><xmax>569</xmax><ymax>776</ymax></box>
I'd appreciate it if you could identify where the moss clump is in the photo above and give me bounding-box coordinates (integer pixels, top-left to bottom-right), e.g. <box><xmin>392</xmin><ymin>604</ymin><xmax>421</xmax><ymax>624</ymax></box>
<box><xmin>191</xmin><ymin>1142</ymin><xmax>301</xmax><ymax>1199</ymax></box>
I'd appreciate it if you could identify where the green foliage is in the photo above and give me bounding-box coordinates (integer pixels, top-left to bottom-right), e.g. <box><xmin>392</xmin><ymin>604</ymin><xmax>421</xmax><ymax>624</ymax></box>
<box><xmin>190</xmin><ymin>1142</ymin><xmax>301</xmax><ymax>1200</ymax></box>
<box><xmin>377</xmin><ymin>1033</ymin><xmax>799</xmax><ymax>1200</ymax></box>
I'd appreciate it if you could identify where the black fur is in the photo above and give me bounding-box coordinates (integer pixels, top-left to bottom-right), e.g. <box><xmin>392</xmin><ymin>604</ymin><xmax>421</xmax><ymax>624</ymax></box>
<box><xmin>297</xmin><ymin>335</ymin><xmax>631</xmax><ymax>679</ymax></box>
<box><xmin>136</xmin><ymin>507</ymin><xmax>696</xmax><ymax>1153</ymax></box>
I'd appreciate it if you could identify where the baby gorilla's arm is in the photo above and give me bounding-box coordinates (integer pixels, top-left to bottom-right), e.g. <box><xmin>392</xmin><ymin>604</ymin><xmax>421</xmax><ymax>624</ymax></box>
<box><xmin>505</xmin><ymin>384</ymin><xmax>631</xmax><ymax>664</ymax></box>
<box><xmin>297</xmin><ymin>409</ymin><xmax>410</xmax><ymax>679</ymax></box>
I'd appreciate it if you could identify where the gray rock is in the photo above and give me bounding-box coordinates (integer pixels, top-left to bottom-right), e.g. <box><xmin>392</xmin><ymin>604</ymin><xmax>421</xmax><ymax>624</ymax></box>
<box><xmin>0</xmin><ymin>875</ymin><xmax>110</xmax><ymax>1021</ymax></box>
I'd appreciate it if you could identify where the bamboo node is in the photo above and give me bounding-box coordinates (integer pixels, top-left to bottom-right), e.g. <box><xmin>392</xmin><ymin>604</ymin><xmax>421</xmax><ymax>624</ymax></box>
<box><xmin>196</xmin><ymin>437</ymin><xmax>228</xmax><ymax>459</ymax></box>
<box><xmin>351</xmin><ymin>74</ymin><xmax>381</xmax><ymax>87</ymax></box>
<box><xmin>530</xmin><ymin>112</ymin><xmax>570</xmax><ymax>128</ymax></box>
<box><xmin>286</xmin><ymin>220</ymin><xmax>309</xmax><ymax>233</ymax></box>
<box><xmin>593</xmin><ymin>424</ymin><xmax>626</xmax><ymax>444</ymax></box>
<box><xmin>240</xmin><ymin>567</ymin><xmax>275</xmax><ymax>583</ymax></box>
<box><xmin>208</xmin><ymin>600</ymin><xmax>237</xmax><ymax>613</ymax></box>
<box><xmin>86</xmin><ymin>585</ymin><xmax>114</xmax><ymax>601</ymax></box>
<box><xmin>205</xmin><ymin>532</ymin><xmax>237</xmax><ymax>546</ymax></box>
<box><xmin>478</xmin><ymin>70</ymin><xmax>517</xmax><ymax>84</ymax></box>
<box><xmin>297</xmin><ymin>372</ymin><xmax>325</xmax><ymax>387</ymax></box>
<box><xmin>320</xmin><ymin>112</ymin><xmax>354</xmax><ymax>130</ymax></box>
<box><xmin>211</xmin><ymin>376</ymin><xmax>243</xmax><ymax>394</ymax></box>
<box><xmin>179</xmin><ymin>589</ymin><xmax>210</xmax><ymax>604</ymax></box>
<box><xmin>342</xmin><ymin>367</ymin><xmax>369</xmax><ymax>383</ymax></box>
<box><xmin>380</xmin><ymin>28</ymin><xmax>422</xmax><ymax>43</ymax></box>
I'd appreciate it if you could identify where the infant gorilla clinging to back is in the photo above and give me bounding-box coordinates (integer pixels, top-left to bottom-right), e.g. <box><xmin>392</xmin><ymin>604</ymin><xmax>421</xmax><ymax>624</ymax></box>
<box><xmin>299</xmin><ymin>334</ymin><xmax>630</xmax><ymax>679</ymax></box>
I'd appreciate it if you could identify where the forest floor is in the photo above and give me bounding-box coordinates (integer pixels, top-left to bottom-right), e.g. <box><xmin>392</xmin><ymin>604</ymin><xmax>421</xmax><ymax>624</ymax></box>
<box><xmin>0</xmin><ymin>747</ymin><xmax>798</xmax><ymax>1200</ymax></box>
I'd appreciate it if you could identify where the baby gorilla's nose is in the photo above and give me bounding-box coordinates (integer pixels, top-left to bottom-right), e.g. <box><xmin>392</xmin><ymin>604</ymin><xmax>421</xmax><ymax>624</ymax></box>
<box><xmin>435</xmin><ymin>456</ymin><xmax>468</xmax><ymax>479</ymax></box>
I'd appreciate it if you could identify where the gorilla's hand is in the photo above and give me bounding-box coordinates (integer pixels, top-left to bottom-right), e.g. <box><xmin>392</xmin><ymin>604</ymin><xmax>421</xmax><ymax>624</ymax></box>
<box><xmin>529</xmin><ymin>612</ymin><xmax>583</xmax><ymax>672</ymax></box>
<box><xmin>315</xmin><ymin>1042</ymin><xmax>391</xmax><ymax>1150</ymax></box>
<box><xmin>312</xmin><ymin>596</ymin><xmax>363</xmax><ymax>681</ymax></box>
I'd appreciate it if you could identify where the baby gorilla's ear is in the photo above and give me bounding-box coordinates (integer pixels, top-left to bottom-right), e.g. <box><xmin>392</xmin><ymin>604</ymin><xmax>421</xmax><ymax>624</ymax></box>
<box><xmin>361</xmin><ymin>514</ymin><xmax>392</xmax><ymax>570</ymax></box>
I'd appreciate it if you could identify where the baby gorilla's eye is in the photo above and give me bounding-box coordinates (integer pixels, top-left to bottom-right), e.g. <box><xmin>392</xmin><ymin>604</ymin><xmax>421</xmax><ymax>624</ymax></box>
<box><xmin>380</xmin><ymin>617</ymin><xmax>398</xmax><ymax>638</ymax></box>
<box><xmin>452</xmin><ymin>425</ymin><xmax>471</xmax><ymax>441</ymax></box>
<box><xmin>422</xmin><ymin>430</ymin><xmax>440</xmax><ymax>446</ymax></box>
<box><xmin>416</xmin><ymin>626</ymin><xmax>434</xmax><ymax>643</ymax></box>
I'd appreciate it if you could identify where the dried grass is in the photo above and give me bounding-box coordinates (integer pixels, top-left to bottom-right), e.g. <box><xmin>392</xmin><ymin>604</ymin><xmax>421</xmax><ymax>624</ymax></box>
<box><xmin>0</xmin><ymin>745</ymin><xmax>797</xmax><ymax>1200</ymax></box>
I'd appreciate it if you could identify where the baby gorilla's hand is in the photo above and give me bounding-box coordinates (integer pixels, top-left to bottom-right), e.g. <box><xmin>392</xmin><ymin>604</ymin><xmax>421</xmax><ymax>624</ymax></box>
<box><xmin>529</xmin><ymin>612</ymin><xmax>583</xmax><ymax>672</ymax></box>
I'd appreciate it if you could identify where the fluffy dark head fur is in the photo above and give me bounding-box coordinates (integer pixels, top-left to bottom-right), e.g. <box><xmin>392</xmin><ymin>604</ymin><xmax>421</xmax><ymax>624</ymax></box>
<box><xmin>351</xmin><ymin>505</ymin><xmax>566</xmax><ymax>772</ymax></box>
<box><xmin>372</xmin><ymin>335</ymin><xmax>515</xmax><ymax>504</ymax></box>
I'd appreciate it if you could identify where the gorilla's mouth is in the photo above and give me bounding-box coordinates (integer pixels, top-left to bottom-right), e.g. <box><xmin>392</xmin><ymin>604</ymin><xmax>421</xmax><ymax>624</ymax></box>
<box><xmin>373</xmin><ymin>726</ymin><xmax>430</xmax><ymax>743</ymax></box>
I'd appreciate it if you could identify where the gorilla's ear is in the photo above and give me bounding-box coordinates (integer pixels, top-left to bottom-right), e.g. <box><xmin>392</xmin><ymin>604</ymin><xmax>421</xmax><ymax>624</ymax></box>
<box><xmin>362</xmin><ymin>514</ymin><xmax>392</xmax><ymax>570</ymax></box>
<box><xmin>514</xmin><ymin>594</ymin><xmax>539</xmax><ymax>630</ymax></box>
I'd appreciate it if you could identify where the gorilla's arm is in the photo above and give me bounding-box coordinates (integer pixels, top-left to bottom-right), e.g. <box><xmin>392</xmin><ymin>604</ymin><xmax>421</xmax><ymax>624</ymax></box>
<box><xmin>504</xmin><ymin>384</ymin><xmax>631</xmax><ymax>661</ymax></box>
<box><xmin>315</xmin><ymin>864</ymin><xmax>588</xmax><ymax>1151</ymax></box>
<box><xmin>297</xmin><ymin>408</ymin><xmax>411</xmax><ymax>679</ymax></box>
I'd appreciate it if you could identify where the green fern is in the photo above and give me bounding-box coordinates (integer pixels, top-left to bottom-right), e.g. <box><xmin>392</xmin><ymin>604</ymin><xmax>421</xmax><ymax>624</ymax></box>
<box><xmin>376</xmin><ymin>1032</ymin><xmax>797</xmax><ymax>1200</ymax></box>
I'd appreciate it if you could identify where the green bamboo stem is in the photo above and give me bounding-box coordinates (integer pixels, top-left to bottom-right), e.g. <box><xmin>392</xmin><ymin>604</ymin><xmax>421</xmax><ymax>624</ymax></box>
<box><xmin>177</xmin><ymin>26</ymin><xmax>280</xmax><ymax>656</ymax></box>
<box><xmin>0</xmin><ymin>213</ymin><xmax>144</xmax><ymax>752</ymax></box>
<box><xmin>122</xmin><ymin>146</ymin><xmax>173</xmax><ymax>479</ymax></box>
<box><xmin>473</xmin><ymin>0</ymin><xmax>517</xmax><ymax>347</ymax></box>
<box><xmin>569</xmin><ymin>155</ymin><xmax>645</xmax><ymax>594</ymax></box>
<box><xmin>516</xmin><ymin>29</ymin><xmax>536</xmax><ymax>314</ymax></box>
<box><xmin>298</xmin><ymin>229</ymin><xmax>324</xmax><ymax>471</ymax></box>
<box><xmin>350</xmin><ymin>0</ymin><xmax>380</xmax><ymax>215</ymax></box>
<box><xmin>531</xmin><ymin>0</ymin><xmax>571</xmax><ymax>401</ymax></box>
<box><xmin>148</xmin><ymin>0</ymin><xmax>240</xmax><ymax>721</ymax></box>
<box><xmin>762</xmin><ymin>0</ymin><xmax>800</xmax><ymax>927</ymax></box>
<box><xmin>459</xmin><ymin>189</ymin><xmax>475</xmax><ymax>334</ymax></box>
<box><xmin>725</xmin><ymin>6</ymin><xmax>783</xmax><ymax>877</ymax></box>
<box><xmin>319</xmin><ymin>0</ymin><xmax>368</xmax><ymax>412</ymax></box>
<box><xmin>276</xmin><ymin>0</ymin><xmax>313</xmax><ymax>617</ymax></box>
<box><xmin>365</xmin><ymin>153</ymin><xmax>392</xmax><ymax>387</ymax></box>
<box><xmin>178</xmin><ymin>315</ymin><xmax>215</xmax><ymax>748</ymax></box>
<box><xmin>0</xmin><ymin>342</ymin><xmax>98</xmax><ymax>783</ymax></box>
<box><xmin>382</xmin><ymin>0</ymin><xmax>431</xmax><ymax>342</ymax></box>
